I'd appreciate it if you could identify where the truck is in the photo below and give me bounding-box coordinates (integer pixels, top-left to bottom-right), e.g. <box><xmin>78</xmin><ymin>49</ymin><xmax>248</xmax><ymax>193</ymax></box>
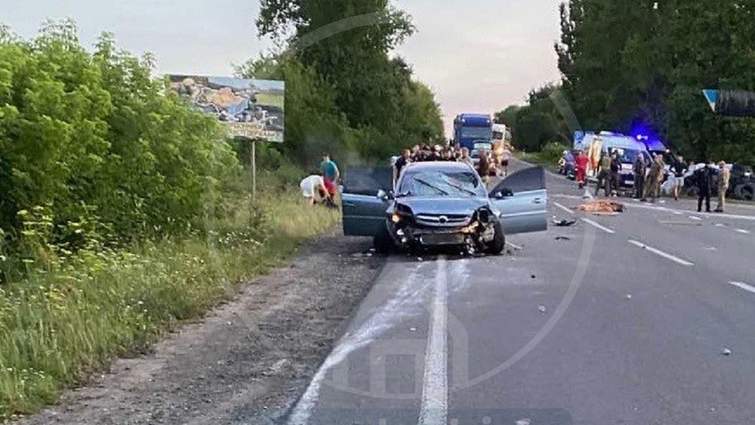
<box><xmin>454</xmin><ymin>113</ymin><xmax>493</xmax><ymax>152</ymax></box>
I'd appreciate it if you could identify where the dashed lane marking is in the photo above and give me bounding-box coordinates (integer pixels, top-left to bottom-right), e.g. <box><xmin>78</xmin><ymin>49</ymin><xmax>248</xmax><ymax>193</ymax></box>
<box><xmin>580</xmin><ymin>218</ymin><xmax>616</xmax><ymax>234</ymax></box>
<box><xmin>553</xmin><ymin>202</ymin><xmax>575</xmax><ymax>215</ymax></box>
<box><xmin>628</xmin><ymin>240</ymin><xmax>694</xmax><ymax>267</ymax></box>
<box><xmin>730</xmin><ymin>281</ymin><xmax>755</xmax><ymax>295</ymax></box>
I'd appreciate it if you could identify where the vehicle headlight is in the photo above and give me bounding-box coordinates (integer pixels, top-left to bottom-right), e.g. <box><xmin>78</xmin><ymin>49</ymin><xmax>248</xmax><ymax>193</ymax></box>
<box><xmin>391</xmin><ymin>213</ymin><xmax>402</xmax><ymax>224</ymax></box>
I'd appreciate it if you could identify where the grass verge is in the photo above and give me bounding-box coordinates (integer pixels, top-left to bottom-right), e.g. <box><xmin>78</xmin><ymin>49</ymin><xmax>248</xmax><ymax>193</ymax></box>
<box><xmin>0</xmin><ymin>187</ymin><xmax>339</xmax><ymax>420</ymax></box>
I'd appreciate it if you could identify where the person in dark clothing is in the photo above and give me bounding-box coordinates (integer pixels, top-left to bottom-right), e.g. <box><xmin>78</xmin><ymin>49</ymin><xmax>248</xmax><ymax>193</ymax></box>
<box><xmin>393</xmin><ymin>149</ymin><xmax>411</xmax><ymax>188</ymax></box>
<box><xmin>670</xmin><ymin>156</ymin><xmax>687</xmax><ymax>201</ymax></box>
<box><xmin>694</xmin><ymin>163</ymin><xmax>716</xmax><ymax>213</ymax></box>
<box><xmin>610</xmin><ymin>152</ymin><xmax>622</xmax><ymax>196</ymax></box>
<box><xmin>595</xmin><ymin>152</ymin><xmax>612</xmax><ymax>197</ymax></box>
<box><xmin>633</xmin><ymin>153</ymin><xmax>647</xmax><ymax>200</ymax></box>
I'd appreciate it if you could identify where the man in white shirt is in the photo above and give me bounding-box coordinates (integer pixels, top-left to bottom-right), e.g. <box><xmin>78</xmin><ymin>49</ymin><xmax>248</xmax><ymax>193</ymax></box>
<box><xmin>300</xmin><ymin>175</ymin><xmax>330</xmax><ymax>206</ymax></box>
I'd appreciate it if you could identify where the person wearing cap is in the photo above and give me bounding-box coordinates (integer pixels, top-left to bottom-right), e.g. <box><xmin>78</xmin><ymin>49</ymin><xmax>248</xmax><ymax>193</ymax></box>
<box><xmin>715</xmin><ymin>161</ymin><xmax>730</xmax><ymax>213</ymax></box>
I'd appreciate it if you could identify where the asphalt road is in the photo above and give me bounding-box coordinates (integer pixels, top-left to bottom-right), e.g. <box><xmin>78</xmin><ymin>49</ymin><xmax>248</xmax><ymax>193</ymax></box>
<box><xmin>286</xmin><ymin>159</ymin><xmax>755</xmax><ymax>425</ymax></box>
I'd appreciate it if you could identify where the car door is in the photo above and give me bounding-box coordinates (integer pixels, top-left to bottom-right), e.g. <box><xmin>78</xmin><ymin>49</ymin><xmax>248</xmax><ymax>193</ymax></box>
<box><xmin>489</xmin><ymin>166</ymin><xmax>548</xmax><ymax>234</ymax></box>
<box><xmin>341</xmin><ymin>167</ymin><xmax>393</xmax><ymax>236</ymax></box>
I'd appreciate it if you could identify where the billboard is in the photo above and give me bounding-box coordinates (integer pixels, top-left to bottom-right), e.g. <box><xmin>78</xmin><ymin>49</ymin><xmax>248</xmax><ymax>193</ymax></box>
<box><xmin>169</xmin><ymin>75</ymin><xmax>285</xmax><ymax>142</ymax></box>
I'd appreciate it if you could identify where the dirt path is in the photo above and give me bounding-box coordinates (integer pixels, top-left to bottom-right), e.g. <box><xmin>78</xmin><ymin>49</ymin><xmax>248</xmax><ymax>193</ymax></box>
<box><xmin>20</xmin><ymin>231</ymin><xmax>383</xmax><ymax>425</ymax></box>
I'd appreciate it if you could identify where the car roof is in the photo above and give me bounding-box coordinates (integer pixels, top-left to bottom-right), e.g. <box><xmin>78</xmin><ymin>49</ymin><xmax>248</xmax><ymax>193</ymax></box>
<box><xmin>406</xmin><ymin>161</ymin><xmax>474</xmax><ymax>173</ymax></box>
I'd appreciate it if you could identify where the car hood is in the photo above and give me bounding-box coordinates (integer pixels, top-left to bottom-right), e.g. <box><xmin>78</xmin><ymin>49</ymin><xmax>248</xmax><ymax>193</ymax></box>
<box><xmin>394</xmin><ymin>197</ymin><xmax>489</xmax><ymax>216</ymax></box>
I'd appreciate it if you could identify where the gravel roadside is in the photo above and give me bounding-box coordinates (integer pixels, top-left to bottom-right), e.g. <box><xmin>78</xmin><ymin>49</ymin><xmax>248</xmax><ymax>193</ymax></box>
<box><xmin>19</xmin><ymin>230</ymin><xmax>384</xmax><ymax>425</ymax></box>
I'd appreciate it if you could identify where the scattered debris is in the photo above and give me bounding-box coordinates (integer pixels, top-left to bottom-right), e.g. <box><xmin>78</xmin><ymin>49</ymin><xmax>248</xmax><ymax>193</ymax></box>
<box><xmin>409</xmin><ymin>327</ymin><xmax>417</xmax><ymax>332</ymax></box>
<box><xmin>555</xmin><ymin>236</ymin><xmax>571</xmax><ymax>241</ymax></box>
<box><xmin>516</xmin><ymin>419</ymin><xmax>532</xmax><ymax>425</ymax></box>
<box><xmin>553</xmin><ymin>218</ymin><xmax>577</xmax><ymax>227</ymax></box>
<box><xmin>577</xmin><ymin>200</ymin><xmax>624</xmax><ymax>215</ymax></box>
<box><xmin>417</xmin><ymin>257</ymin><xmax>424</xmax><ymax>262</ymax></box>
<box><xmin>626</xmin><ymin>294</ymin><xmax>633</xmax><ymax>300</ymax></box>
<box><xmin>530</xmin><ymin>274</ymin><xmax>536</xmax><ymax>279</ymax></box>
<box><xmin>722</xmin><ymin>348</ymin><xmax>733</xmax><ymax>356</ymax></box>
<box><xmin>538</xmin><ymin>305</ymin><xmax>547</xmax><ymax>313</ymax></box>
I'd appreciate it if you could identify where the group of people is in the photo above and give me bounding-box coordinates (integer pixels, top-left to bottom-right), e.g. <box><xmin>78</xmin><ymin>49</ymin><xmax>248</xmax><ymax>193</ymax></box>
<box><xmin>299</xmin><ymin>154</ymin><xmax>340</xmax><ymax>207</ymax></box>
<box><xmin>567</xmin><ymin>148</ymin><xmax>732</xmax><ymax>213</ymax></box>
<box><xmin>393</xmin><ymin>143</ymin><xmax>510</xmax><ymax>187</ymax></box>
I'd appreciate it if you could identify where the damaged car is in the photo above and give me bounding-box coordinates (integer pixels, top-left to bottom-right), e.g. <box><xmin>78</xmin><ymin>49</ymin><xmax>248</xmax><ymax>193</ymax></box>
<box><xmin>341</xmin><ymin>162</ymin><xmax>548</xmax><ymax>254</ymax></box>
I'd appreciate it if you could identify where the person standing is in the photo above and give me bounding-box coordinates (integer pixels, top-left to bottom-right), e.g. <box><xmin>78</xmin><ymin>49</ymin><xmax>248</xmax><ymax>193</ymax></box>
<box><xmin>320</xmin><ymin>154</ymin><xmax>340</xmax><ymax>200</ymax></box>
<box><xmin>595</xmin><ymin>152</ymin><xmax>612</xmax><ymax>197</ymax></box>
<box><xmin>644</xmin><ymin>154</ymin><xmax>664</xmax><ymax>202</ymax></box>
<box><xmin>610</xmin><ymin>152</ymin><xmax>622</xmax><ymax>196</ymax></box>
<box><xmin>670</xmin><ymin>155</ymin><xmax>687</xmax><ymax>201</ymax></box>
<box><xmin>715</xmin><ymin>161</ymin><xmax>731</xmax><ymax>213</ymax></box>
<box><xmin>575</xmin><ymin>150</ymin><xmax>589</xmax><ymax>189</ymax></box>
<box><xmin>458</xmin><ymin>147</ymin><xmax>474</xmax><ymax>168</ymax></box>
<box><xmin>477</xmin><ymin>149</ymin><xmax>491</xmax><ymax>184</ymax></box>
<box><xmin>393</xmin><ymin>149</ymin><xmax>411</xmax><ymax>188</ymax></box>
<box><xmin>694</xmin><ymin>162</ymin><xmax>715</xmax><ymax>213</ymax></box>
<box><xmin>633</xmin><ymin>153</ymin><xmax>647</xmax><ymax>200</ymax></box>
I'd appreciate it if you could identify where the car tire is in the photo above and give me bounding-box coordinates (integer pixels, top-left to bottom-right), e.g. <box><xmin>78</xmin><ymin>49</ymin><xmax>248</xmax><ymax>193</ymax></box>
<box><xmin>486</xmin><ymin>221</ymin><xmax>506</xmax><ymax>255</ymax></box>
<box><xmin>373</xmin><ymin>221</ymin><xmax>395</xmax><ymax>254</ymax></box>
<box><xmin>737</xmin><ymin>183</ymin><xmax>754</xmax><ymax>201</ymax></box>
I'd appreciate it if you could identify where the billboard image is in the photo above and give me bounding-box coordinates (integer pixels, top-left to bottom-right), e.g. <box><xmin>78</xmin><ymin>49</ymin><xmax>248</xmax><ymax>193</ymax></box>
<box><xmin>169</xmin><ymin>75</ymin><xmax>285</xmax><ymax>142</ymax></box>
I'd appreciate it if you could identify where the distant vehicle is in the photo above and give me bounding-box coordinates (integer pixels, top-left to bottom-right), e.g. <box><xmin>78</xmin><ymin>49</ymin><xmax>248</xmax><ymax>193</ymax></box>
<box><xmin>575</xmin><ymin>131</ymin><xmax>651</xmax><ymax>188</ymax></box>
<box><xmin>492</xmin><ymin>123</ymin><xmax>512</xmax><ymax>145</ymax></box>
<box><xmin>454</xmin><ymin>113</ymin><xmax>493</xmax><ymax>152</ymax></box>
<box><xmin>340</xmin><ymin>162</ymin><xmax>548</xmax><ymax>254</ymax></box>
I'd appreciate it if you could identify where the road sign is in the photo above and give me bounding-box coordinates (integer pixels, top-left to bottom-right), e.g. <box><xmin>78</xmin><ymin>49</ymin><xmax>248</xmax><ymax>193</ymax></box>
<box><xmin>702</xmin><ymin>89</ymin><xmax>719</xmax><ymax>113</ymax></box>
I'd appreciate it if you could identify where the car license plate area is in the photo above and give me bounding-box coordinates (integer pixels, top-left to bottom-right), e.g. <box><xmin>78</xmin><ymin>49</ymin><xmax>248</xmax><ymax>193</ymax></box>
<box><xmin>420</xmin><ymin>233</ymin><xmax>464</xmax><ymax>246</ymax></box>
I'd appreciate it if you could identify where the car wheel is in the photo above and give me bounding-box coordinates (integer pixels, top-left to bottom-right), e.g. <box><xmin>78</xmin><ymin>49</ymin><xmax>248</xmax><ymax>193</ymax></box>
<box><xmin>485</xmin><ymin>221</ymin><xmax>506</xmax><ymax>255</ymax></box>
<box><xmin>738</xmin><ymin>184</ymin><xmax>754</xmax><ymax>201</ymax></box>
<box><xmin>373</xmin><ymin>221</ymin><xmax>395</xmax><ymax>254</ymax></box>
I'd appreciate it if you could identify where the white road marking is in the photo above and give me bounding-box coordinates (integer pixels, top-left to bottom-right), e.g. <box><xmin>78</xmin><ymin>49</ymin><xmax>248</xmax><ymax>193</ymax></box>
<box><xmin>418</xmin><ymin>258</ymin><xmax>448</xmax><ymax>425</ymax></box>
<box><xmin>628</xmin><ymin>240</ymin><xmax>694</xmax><ymax>266</ymax></box>
<box><xmin>735</xmin><ymin>228</ymin><xmax>751</xmax><ymax>234</ymax></box>
<box><xmin>506</xmin><ymin>241</ymin><xmax>524</xmax><ymax>251</ymax></box>
<box><xmin>580</xmin><ymin>218</ymin><xmax>616</xmax><ymax>234</ymax></box>
<box><xmin>553</xmin><ymin>202</ymin><xmax>575</xmax><ymax>215</ymax></box>
<box><xmin>688</xmin><ymin>215</ymin><xmax>702</xmax><ymax>221</ymax></box>
<box><xmin>730</xmin><ymin>281</ymin><xmax>755</xmax><ymax>295</ymax></box>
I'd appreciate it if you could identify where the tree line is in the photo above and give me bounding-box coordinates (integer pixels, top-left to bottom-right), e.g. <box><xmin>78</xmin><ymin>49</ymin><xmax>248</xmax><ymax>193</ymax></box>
<box><xmin>497</xmin><ymin>0</ymin><xmax>755</xmax><ymax>166</ymax></box>
<box><xmin>241</xmin><ymin>0</ymin><xmax>445</xmax><ymax>168</ymax></box>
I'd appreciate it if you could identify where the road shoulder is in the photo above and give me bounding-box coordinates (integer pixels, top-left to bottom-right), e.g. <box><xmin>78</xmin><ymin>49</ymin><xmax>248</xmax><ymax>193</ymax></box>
<box><xmin>19</xmin><ymin>231</ymin><xmax>384</xmax><ymax>425</ymax></box>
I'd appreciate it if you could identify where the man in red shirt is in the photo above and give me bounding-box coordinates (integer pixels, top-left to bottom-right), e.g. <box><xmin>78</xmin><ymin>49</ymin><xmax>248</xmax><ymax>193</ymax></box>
<box><xmin>575</xmin><ymin>150</ymin><xmax>589</xmax><ymax>189</ymax></box>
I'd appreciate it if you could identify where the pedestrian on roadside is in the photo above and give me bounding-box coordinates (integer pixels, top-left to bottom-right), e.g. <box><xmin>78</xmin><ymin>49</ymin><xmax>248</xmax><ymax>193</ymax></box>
<box><xmin>646</xmin><ymin>154</ymin><xmax>666</xmax><ymax>202</ymax></box>
<box><xmin>610</xmin><ymin>151</ymin><xmax>622</xmax><ymax>196</ymax></box>
<box><xmin>393</xmin><ymin>149</ymin><xmax>412</xmax><ymax>188</ymax></box>
<box><xmin>477</xmin><ymin>149</ymin><xmax>491</xmax><ymax>184</ymax></box>
<box><xmin>575</xmin><ymin>149</ymin><xmax>589</xmax><ymax>189</ymax></box>
<box><xmin>670</xmin><ymin>155</ymin><xmax>687</xmax><ymax>201</ymax></box>
<box><xmin>595</xmin><ymin>151</ymin><xmax>612</xmax><ymax>197</ymax></box>
<box><xmin>633</xmin><ymin>152</ymin><xmax>647</xmax><ymax>200</ymax></box>
<box><xmin>715</xmin><ymin>161</ymin><xmax>730</xmax><ymax>213</ymax></box>
<box><xmin>320</xmin><ymin>154</ymin><xmax>340</xmax><ymax>200</ymax></box>
<box><xmin>458</xmin><ymin>147</ymin><xmax>474</xmax><ymax>168</ymax></box>
<box><xmin>299</xmin><ymin>174</ymin><xmax>332</xmax><ymax>207</ymax></box>
<box><xmin>694</xmin><ymin>161</ymin><xmax>715</xmax><ymax>213</ymax></box>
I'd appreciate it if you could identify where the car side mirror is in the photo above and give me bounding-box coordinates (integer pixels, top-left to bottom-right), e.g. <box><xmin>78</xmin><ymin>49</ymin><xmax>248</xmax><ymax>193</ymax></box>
<box><xmin>377</xmin><ymin>189</ymin><xmax>393</xmax><ymax>201</ymax></box>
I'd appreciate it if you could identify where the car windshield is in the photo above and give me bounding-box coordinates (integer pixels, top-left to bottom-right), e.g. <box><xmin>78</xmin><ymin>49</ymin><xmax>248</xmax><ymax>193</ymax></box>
<box><xmin>461</xmin><ymin>127</ymin><xmax>492</xmax><ymax>139</ymax></box>
<box><xmin>609</xmin><ymin>148</ymin><xmax>641</xmax><ymax>164</ymax></box>
<box><xmin>398</xmin><ymin>170</ymin><xmax>485</xmax><ymax>198</ymax></box>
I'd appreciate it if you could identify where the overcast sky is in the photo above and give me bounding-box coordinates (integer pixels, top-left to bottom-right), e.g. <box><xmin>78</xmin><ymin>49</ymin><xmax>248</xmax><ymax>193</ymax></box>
<box><xmin>2</xmin><ymin>0</ymin><xmax>563</xmax><ymax>135</ymax></box>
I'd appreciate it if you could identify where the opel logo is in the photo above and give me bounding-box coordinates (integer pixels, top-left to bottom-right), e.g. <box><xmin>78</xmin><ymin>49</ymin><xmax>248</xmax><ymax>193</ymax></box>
<box><xmin>439</xmin><ymin>215</ymin><xmax>449</xmax><ymax>224</ymax></box>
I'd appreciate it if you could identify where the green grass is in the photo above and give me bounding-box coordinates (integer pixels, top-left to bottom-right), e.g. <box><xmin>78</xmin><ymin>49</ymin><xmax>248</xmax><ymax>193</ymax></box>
<box><xmin>0</xmin><ymin>187</ymin><xmax>339</xmax><ymax>420</ymax></box>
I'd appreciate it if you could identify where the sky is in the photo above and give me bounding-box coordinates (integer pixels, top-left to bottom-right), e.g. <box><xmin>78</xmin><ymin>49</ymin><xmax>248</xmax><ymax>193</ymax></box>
<box><xmin>1</xmin><ymin>0</ymin><xmax>563</xmax><ymax>135</ymax></box>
